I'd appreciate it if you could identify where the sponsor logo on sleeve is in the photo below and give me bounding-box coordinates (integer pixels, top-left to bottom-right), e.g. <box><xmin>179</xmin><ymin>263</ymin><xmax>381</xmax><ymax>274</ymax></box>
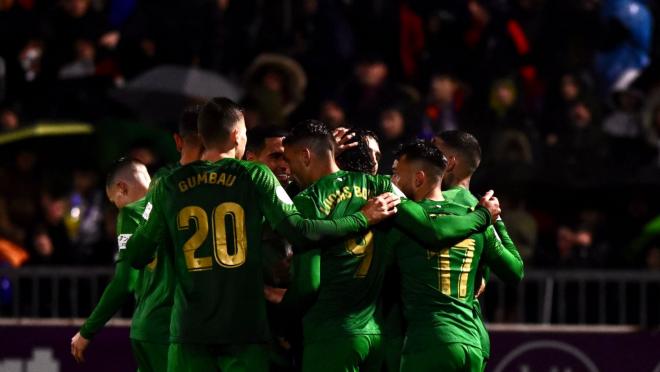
<box><xmin>117</xmin><ymin>234</ymin><xmax>132</xmax><ymax>250</ymax></box>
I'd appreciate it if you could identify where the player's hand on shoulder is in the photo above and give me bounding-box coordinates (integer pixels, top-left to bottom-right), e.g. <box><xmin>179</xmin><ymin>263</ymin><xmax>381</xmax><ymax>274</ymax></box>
<box><xmin>71</xmin><ymin>331</ymin><xmax>90</xmax><ymax>363</ymax></box>
<box><xmin>361</xmin><ymin>192</ymin><xmax>401</xmax><ymax>225</ymax></box>
<box><xmin>479</xmin><ymin>190</ymin><xmax>501</xmax><ymax>223</ymax></box>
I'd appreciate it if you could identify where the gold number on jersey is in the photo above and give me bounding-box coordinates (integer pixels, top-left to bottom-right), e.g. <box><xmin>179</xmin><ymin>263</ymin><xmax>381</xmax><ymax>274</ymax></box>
<box><xmin>212</xmin><ymin>202</ymin><xmax>247</xmax><ymax>267</ymax></box>
<box><xmin>346</xmin><ymin>230</ymin><xmax>374</xmax><ymax>278</ymax></box>
<box><xmin>435</xmin><ymin>238</ymin><xmax>476</xmax><ymax>299</ymax></box>
<box><xmin>178</xmin><ymin>206</ymin><xmax>213</xmax><ymax>271</ymax></box>
<box><xmin>177</xmin><ymin>203</ymin><xmax>247</xmax><ymax>271</ymax></box>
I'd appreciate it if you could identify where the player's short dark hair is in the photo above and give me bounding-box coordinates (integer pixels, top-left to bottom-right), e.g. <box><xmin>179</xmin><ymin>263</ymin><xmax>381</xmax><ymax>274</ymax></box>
<box><xmin>436</xmin><ymin>130</ymin><xmax>481</xmax><ymax>173</ymax></box>
<box><xmin>394</xmin><ymin>140</ymin><xmax>447</xmax><ymax>177</ymax></box>
<box><xmin>246</xmin><ymin>126</ymin><xmax>289</xmax><ymax>155</ymax></box>
<box><xmin>283</xmin><ymin>119</ymin><xmax>335</xmax><ymax>156</ymax></box>
<box><xmin>179</xmin><ymin>105</ymin><xmax>202</xmax><ymax>138</ymax></box>
<box><xmin>336</xmin><ymin>128</ymin><xmax>379</xmax><ymax>174</ymax></box>
<box><xmin>106</xmin><ymin>157</ymin><xmax>143</xmax><ymax>188</ymax></box>
<box><xmin>197</xmin><ymin>97</ymin><xmax>243</xmax><ymax>148</ymax></box>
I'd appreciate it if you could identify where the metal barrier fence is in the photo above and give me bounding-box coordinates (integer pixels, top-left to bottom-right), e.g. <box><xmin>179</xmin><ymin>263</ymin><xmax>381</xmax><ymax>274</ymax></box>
<box><xmin>481</xmin><ymin>270</ymin><xmax>660</xmax><ymax>327</ymax></box>
<box><xmin>1</xmin><ymin>267</ymin><xmax>659</xmax><ymax>326</ymax></box>
<box><xmin>0</xmin><ymin>266</ymin><xmax>119</xmax><ymax>318</ymax></box>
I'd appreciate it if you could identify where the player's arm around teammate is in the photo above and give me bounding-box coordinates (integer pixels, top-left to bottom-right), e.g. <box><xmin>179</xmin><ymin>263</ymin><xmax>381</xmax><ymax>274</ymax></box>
<box><xmin>393</xmin><ymin>190</ymin><xmax>500</xmax><ymax>248</ymax></box>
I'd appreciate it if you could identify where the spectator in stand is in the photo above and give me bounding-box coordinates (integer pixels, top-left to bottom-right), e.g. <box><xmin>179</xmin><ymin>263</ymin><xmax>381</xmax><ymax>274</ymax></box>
<box><xmin>545</xmin><ymin>100</ymin><xmax>609</xmax><ymax>186</ymax></box>
<box><xmin>0</xmin><ymin>0</ymin><xmax>36</xmax><ymax>97</ymax></box>
<box><xmin>499</xmin><ymin>193</ymin><xmax>538</xmax><ymax>265</ymax></box>
<box><xmin>338</xmin><ymin>55</ymin><xmax>411</xmax><ymax>131</ymax></box>
<box><xmin>485</xmin><ymin>129</ymin><xmax>536</xmax><ymax>190</ymax></box>
<box><xmin>39</xmin><ymin>0</ymin><xmax>115</xmax><ymax>80</ymax></box>
<box><xmin>603</xmin><ymin>89</ymin><xmax>644</xmax><ymax>139</ymax></box>
<box><xmin>290</xmin><ymin>0</ymin><xmax>356</xmax><ymax>109</ymax></box>
<box><xmin>0</xmin><ymin>149</ymin><xmax>40</xmax><ymax>246</ymax></box>
<box><xmin>378</xmin><ymin>106</ymin><xmax>416</xmax><ymax>174</ymax></box>
<box><xmin>26</xmin><ymin>190</ymin><xmax>73</xmax><ymax>265</ymax></box>
<box><xmin>604</xmin><ymin>89</ymin><xmax>646</xmax><ymax>168</ymax></box>
<box><xmin>482</xmin><ymin>78</ymin><xmax>538</xmax><ymax>153</ymax></box>
<box><xmin>419</xmin><ymin>74</ymin><xmax>465</xmax><ymax>139</ymax></box>
<box><xmin>66</xmin><ymin>165</ymin><xmax>108</xmax><ymax>265</ymax></box>
<box><xmin>319</xmin><ymin>99</ymin><xmax>347</xmax><ymax>130</ymax></box>
<box><xmin>556</xmin><ymin>208</ymin><xmax>610</xmax><ymax>268</ymax></box>
<box><xmin>544</xmin><ymin>72</ymin><xmax>600</xmax><ymax>146</ymax></box>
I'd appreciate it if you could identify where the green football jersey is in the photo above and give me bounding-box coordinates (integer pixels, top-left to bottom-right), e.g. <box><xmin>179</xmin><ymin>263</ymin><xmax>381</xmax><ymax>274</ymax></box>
<box><xmin>296</xmin><ymin>170</ymin><xmax>394</xmax><ymax>342</ymax></box>
<box><xmin>443</xmin><ymin>186</ymin><xmax>491</xmax><ymax>356</ymax></box>
<box><xmin>126</xmin><ymin>158</ymin><xmax>369</xmax><ymax>345</ymax></box>
<box><xmin>443</xmin><ymin>186</ymin><xmax>522</xmax><ymax>358</ymax></box>
<box><xmin>442</xmin><ymin>186</ymin><xmax>479</xmax><ymax>209</ymax></box>
<box><xmin>282</xmin><ymin>249</ymin><xmax>321</xmax><ymax>312</ymax></box>
<box><xmin>79</xmin><ymin>199</ymin><xmax>141</xmax><ymax>339</ymax></box>
<box><xmin>130</xmin><ymin>163</ymin><xmax>178</xmax><ymax>343</ymax></box>
<box><xmin>394</xmin><ymin>199</ymin><xmax>524</xmax><ymax>349</ymax></box>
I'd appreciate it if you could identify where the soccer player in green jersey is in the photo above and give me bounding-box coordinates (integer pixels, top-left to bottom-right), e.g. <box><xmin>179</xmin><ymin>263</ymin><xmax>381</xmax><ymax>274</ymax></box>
<box><xmin>71</xmin><ymin>159</ymin><xmax>152</xmax><ymax>365</ymax></box>
<box><xmin>245</xmin><ymin>126</ymin><xmax>298</xmax><ymax>371</ymax></box>
<box><xmin>132</xmin><ymin>106</ymin><xmax>206</xmax><ymax>370</ymax></box>
<box><xmin>72</xmin><ymin>107</ymin><xmax>205</xmax><ymax>371</ymax></box>
<box><xmin>281</xmin><ymin>120</ymin><xmax>500</xmax><ymax>372</ymax></box>
<box><xmin>333</xmin><ymin>128</ymin><xmax>406</xmax><ymax>372</ymax></box>
<box><xmin>245</xmin><ymin>126</ymin><xmax>291</xmax><ymax>186</ymax></box>
<box><xmin>435</xmin><ymin>130</ymin><xmax>522</xmax><ymax>370</ymax></box>
<box><xmin>245</xmin><ymin>126</ymin><xmax>294</xmax><ymax>299</ymax></box>
<box><xmin>391</xmin><ymin>140</ymin><xmax>524</xmax><ymax>372</ymax></box>
<box><xmin>125</xmin><ymin>97</ymin><xmax>398</xmax><ymax>372</ymax></box>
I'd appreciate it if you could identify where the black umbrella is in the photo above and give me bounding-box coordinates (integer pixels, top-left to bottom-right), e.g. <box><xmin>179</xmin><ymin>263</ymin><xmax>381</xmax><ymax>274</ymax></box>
<box><xmin>111</xmin><ymin>65</ymin><xmax>242</xmax><ymax>122</ymax></box>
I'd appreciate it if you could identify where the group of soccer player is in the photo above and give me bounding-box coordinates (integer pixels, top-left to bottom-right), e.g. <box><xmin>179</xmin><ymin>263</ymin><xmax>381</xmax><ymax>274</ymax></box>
<box><xmin>70</xmin><ymin>97</ymin><xmax>524</xmax><ymax>372</ymax></box>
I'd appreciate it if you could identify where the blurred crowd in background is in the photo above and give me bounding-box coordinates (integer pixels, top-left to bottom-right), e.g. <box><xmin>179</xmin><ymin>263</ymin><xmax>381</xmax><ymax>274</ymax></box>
<box><xmin>1</xmin><ymin>0</ymin><xmax>660</xmax><ymax>271</ymax></box>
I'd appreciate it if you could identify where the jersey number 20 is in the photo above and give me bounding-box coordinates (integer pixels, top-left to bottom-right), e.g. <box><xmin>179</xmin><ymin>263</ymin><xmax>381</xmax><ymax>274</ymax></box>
<box><xmin>177</xmin><ymin>203</ymin><xmax>247</xmax><ymax>271</ymax></box>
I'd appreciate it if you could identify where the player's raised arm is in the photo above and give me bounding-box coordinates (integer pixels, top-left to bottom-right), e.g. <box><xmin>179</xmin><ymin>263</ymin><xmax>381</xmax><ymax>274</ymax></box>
<box><xmin>483</xmin><ymin>221</ymin><xmax>525</xmax><ymax>283</ymax></box>
<box><xmin>393</xmin><ymin>198</ymin><xmax>495</xmax><ymax>248</ymax></box>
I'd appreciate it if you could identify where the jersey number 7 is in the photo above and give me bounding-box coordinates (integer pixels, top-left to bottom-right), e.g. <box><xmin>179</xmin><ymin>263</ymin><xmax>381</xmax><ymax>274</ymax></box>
<box><xmin>346</xmin><ymin>230</ymin><xmax>374</xmax><ymax>278</ymax></box>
